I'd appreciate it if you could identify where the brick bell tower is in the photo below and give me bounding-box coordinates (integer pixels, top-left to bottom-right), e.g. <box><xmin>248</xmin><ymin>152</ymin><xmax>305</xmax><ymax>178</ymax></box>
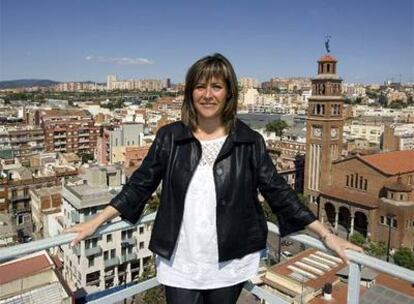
<box><xmin>304</xmin><ymin>53</ymin><xmax>344</xmax><ymax>214</ymax></box>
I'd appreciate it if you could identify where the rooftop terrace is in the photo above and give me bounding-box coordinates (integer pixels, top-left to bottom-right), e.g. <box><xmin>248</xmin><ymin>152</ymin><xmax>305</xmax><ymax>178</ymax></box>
<box><xmin>0</xmin><ymin>212</ymin><xmax>413</xmax><ymax>304</ymax></box>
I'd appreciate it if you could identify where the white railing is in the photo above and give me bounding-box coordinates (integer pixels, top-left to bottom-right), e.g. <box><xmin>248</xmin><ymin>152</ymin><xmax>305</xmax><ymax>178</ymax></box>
<box><xmin>1</xmin><ymin>212</ymin><xmax>413</xmax><ymax>304</ymax></box>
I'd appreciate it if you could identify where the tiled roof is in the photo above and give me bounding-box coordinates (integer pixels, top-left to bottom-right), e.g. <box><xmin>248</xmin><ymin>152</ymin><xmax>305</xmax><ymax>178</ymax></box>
<box><xmin>0</xmin><ymin>253</ymin><xmax>52</xmax><ymax>284</ymax></box>
<box><xmin>318</xmin><ymin>54</ymin><xmax>337</xmax><ymax>62</ymax></box>
<box><xmin>360</xmin><ymin>150</ymin><xmax>414</xmax><ymax>175</ymax></box>
<box><xmin>320</xmin><ymin>186</ymin><xmax>380</xmax><ymax>209</ymax></box>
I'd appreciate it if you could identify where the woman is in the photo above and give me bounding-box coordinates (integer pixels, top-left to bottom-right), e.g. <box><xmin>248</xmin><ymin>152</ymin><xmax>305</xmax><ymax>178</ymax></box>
<box><xmin>65</xmin><ymin>53</ymin><xmax>362</xmax><ymax>304</ymax></box>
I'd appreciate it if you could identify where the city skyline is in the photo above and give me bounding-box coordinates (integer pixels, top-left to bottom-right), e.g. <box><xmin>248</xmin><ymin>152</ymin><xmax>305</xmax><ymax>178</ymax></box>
<box><xmin>0</xmin><ymin>0</ymin><xmax>413</xmax><ymax>84</ymax></box>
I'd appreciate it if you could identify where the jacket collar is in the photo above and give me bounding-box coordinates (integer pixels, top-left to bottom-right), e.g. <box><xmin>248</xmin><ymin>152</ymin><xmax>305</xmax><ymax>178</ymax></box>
<box><xmin>174</xmin><ymin>119</ymin><xmax>255</xmax><ymax>143</ymax></box>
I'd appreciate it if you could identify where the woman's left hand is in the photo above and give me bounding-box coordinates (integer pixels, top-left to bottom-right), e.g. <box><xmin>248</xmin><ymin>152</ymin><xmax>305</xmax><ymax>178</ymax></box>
<box><xmin>323</xmin><ymin>233</ymin><xmax>363</xmax><ymax>264</ymax></box>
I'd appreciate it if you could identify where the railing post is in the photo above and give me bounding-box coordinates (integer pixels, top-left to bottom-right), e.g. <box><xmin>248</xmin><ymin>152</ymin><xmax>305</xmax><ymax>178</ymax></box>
<box><xmin>347</xmin><ymin>262</ymin><xmax>361</xmax><ymax>304</ymax></box>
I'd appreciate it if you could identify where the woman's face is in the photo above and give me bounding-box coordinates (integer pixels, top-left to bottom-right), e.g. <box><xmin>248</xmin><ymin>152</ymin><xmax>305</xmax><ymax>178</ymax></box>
<box><xmin>192</xmin><ymin>76</ymin><xmax>227</xmax><ymax>123</ymax></box>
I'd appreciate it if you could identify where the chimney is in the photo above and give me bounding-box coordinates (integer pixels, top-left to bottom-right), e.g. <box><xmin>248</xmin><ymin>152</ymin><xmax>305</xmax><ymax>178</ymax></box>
<box><xmin>323</xmin><ymin>282</ymin><xmax>333</xmax><ymax>300</ymax></box>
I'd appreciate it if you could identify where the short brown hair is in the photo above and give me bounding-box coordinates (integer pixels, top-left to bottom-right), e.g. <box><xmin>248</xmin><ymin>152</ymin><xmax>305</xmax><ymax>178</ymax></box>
<box><xmin>181</xmin><ymin>53</ymin><xmax>238</xmax><ymax>132</ymax></box>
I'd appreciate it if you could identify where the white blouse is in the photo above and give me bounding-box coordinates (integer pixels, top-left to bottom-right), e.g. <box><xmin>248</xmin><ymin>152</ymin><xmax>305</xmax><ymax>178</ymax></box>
<box><xmin>156</xmin><ymin>136</ymin><xmax>260</xmax><ymax>289</ymax></box>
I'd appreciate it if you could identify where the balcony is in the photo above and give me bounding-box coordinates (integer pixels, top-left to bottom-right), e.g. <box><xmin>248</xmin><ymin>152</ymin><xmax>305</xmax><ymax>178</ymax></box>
<box><xmin>85</xmin><ymin>246</ymin><xmax>103</xmax><ymax>257</ymax></box>
<box><xmin>104</xmin><ymin>257</ymin><xmax>120</xmax><ymax>268</ymax></box>
<box><xmin>120</xmin><ymin>253</ymin><xmax>137</xmax><ymax>263</ymax></box>
<box><xmin>10</xmin><ymin>195</ymin><xmax>31</xmax><ymax>203</ymax></box>
<box><xmin>71</xmin><ymin>210</ymin><xmax>80</xmax><ymax>223</ymax></box>
<box><xmin>72</xmin><ymin>244</ymin><xmax>81</xmax><ymax>256</ymax></box>
<box><xmin>54</xmin><ymin>134</ymin><xmax>67</xmax><ymax>139</ymax></box>
<box><xmin>1</xmin><ymin>212</ymin><xmax>413</xmax><ymax>304</ymax></box>
<box><xmin>121</xmin><ymin>237</ymin><xmax>136</xmax><ymax>247</ymax></box>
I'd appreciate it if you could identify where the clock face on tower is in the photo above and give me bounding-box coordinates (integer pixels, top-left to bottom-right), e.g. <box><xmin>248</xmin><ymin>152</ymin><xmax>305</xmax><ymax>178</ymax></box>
<box><xmin>313</xmin><ymin>126</ymin><xmax>322</xmax><ymax>137</ymax></box>
<box><xmin>330</xmin><ymin>127</ymin><xmax>338</xmax><ymax>138</ymax></box>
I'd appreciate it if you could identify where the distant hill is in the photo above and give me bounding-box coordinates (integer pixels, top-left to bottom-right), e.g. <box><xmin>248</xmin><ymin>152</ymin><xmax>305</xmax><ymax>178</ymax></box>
<box><xmin>0</xmin><ymin>79</ymin><xmax>59</xmax><ymax>89</ymax></box>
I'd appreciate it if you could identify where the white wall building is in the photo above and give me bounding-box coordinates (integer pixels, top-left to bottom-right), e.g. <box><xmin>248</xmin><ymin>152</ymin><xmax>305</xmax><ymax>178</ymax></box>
<box><xmin>348</xmin><ymin>121</ymin><xmax>384</xmax><ymax>145</ymax></box>
<box><xmin>61</xmin><ymin>165</ymin><xmax>153</xmax><ymax>295</ymax></box>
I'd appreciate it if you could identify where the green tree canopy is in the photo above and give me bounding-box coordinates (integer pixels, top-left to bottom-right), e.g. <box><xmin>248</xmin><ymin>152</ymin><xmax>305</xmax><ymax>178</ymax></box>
<box><xmin>265</xmin><ymin>120</ymin><xmax>290</xmax><ymax>136</ymax></box>
<box><xmin>393</xmin><ymin>247</ymin><xmax>414</xmax><ymax>270</ymax></box>
<box><xmin>364</xmin><ymin>241</ymin><xmax>387</xmax><ymax>258</ymax></box>
<box><xmin>350</xmin><ymin>232</ymin><xmax>366</xmax><ymax>247</ymax></box>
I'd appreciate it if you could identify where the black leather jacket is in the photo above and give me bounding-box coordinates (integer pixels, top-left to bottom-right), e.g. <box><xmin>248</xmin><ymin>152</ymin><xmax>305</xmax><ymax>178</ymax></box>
<box><xmin>110</xmin><ymin>119</ymin><xmax>316</xmax><ymax>262</ymax></box>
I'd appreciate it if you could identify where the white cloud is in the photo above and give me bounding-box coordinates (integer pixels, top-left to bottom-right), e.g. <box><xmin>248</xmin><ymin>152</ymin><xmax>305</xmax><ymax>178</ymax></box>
<box><xmin>85</xmin><ymin>55</ymin><xmax>154</xmax><ymax>65</ymax></box>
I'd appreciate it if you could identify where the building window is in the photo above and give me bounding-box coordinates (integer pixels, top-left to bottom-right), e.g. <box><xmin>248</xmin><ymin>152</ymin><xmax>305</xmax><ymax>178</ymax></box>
<box><xmin>364</xmin><ymin>179</ymin><xmax>368</xmax><ymax>191</ymax></box>
<box><xmin>139</xmin><ymin>242</ymin><xmax>144</xmax><ymax>249</ymax></box>
<box><xmin>139</xmin><ymin>226</ymin><xmax>144</xmax><ymax>234</ymax></box>
<box><xmin>88</xmin><ymin>256</ymin><xmax>94</xmax><ymax>267</ymax></box>
<box><xmin>111</xmin><ymin>249</ymin><xmax>116</xmax><ymax>258</ymax></box>
<box><xmin>104</xmin><ymin>251</ymin><xmax>108</xmax><ymax>260</ymax></box>
<box><xmin>331</xmin><ymin>104</ymin><xmax>341</xmax><ymax>115</ymax></box>
<box><xmin>106</xmin><ymin>234</ymin><xmax>112</xmax><ymax>243</ymax></box>
<box><xmin>85</xmin><ymin>237</ymin><xmax>98</xmax><ymax>249</ymax></box>
<box><xmin>346</xmin><ymin>175</ymin><xmax>349</xmax><ymax>186</ymax></box>
<box><xmin>382</xmin><ymin>216</ymin><xmax>397</xmax><ymax>228</ymax></box>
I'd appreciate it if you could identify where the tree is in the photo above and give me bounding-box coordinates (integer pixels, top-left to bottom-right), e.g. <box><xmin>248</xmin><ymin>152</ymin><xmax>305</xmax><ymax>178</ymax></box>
<box><xmin>393</xmin><ymin>247</ymin><xmax>414</xmax><ymax>270</ymax></box>
<box><xmin>350</xmin><ymin>232</ymin><xmax>365</xmax><ymax>247</ymax></box>
<box><xmin>265</xmin><ymin>120</ymin><xmax>289</xmax><ymax>137</ymax></box>
<box><xmin>80</xmin><ymin>153</ymin><xmax>94</xmax><ymax>164</ymax></box>
<box><xmin>364</xmin><ymin>241</ymin><xmax>387</xmax><ymax>258</ymax></box>
<box><xmin>145</xmin><ymin>194</ymin><xmax>160</xmax><ymax>214</ymax></box>
<box><xmin>134</xmin><ymin>267</ymin><xmax>166</xmax><ymax>304</ymax></box>
<box><xmin>297</xmin><ymin>193</ymin><xmax>309</xmax><ymax>207</ymax></box>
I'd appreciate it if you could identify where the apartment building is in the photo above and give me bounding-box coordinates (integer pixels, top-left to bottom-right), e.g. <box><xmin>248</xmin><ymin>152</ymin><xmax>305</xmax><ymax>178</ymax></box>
<box><xmin>96</xmin><ymin>123</ymin><xmax>144</xmax><ymax>164</ymax></box>
<box><xmin>0</xmin><ymin>213</ymin><xmax>17</xmax><ymax>247</ymax></box>
<box><xmin>0</xmin><ymin>125</ymin><xmax>44</xmax><ymax>162</ymax></box>
<box><xmin>106</xmin><ymin>75</ymin><xmax>167</xmax><ymax>91</ymax></box>
<box><xmin>382</xmin><ymin>123</ymin><xmax>414</xmax><ymax>151</ymax></box>
<box><xmin>267</xmin><ymin>139</ymin><xmax>306</xmax><ymax>192</ymax></box>
<box><xmin>61</xmin><ymin>165</ymin><xmax>153</xmax><ymax>296</ymax></box>
<box><xmin>39</xmin><ymin>109</ymin><xmax>99</xmax><ymax>155</ymax></box>
<box><xmin>345</xmin><ymin>119</ymin><xmax>384</xmax><ymax>146</ymax></box>
<box><xmin>111</xmin><ymin>145</ymin><xmax>150</xmax><ymax>168</ymax></box>
<box><xmin>239</xmin><ymin>77</ymin><xmax>260</xmax><ymax>89</ymax></box>
<box><xmin>2</xmin><ymin>159</ymin><xmax>77</xmax><ymax>239</ymax></box>
<box><xmin>30</xmin><ymin>186</ymin><xmax>62</xmax><ymax>239</ymax></box>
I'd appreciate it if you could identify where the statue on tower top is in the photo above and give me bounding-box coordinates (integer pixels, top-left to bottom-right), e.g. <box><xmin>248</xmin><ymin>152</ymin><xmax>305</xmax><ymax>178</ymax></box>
<box><xmin>325</xmin><ymin>35</ymin><xmax>331</xmax><ymax>53</ymax></box>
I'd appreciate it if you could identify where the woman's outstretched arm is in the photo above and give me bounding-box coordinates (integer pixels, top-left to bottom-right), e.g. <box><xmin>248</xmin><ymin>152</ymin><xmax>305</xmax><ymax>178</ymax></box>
<box><xmin>307</xmin><ymin>220</ymin><xmax>363</xmax><ymax>263</ymax></box>
<box><xmin>64</xmin><ymin>205</ymin><xmax>119</xmax><ymax>247</ymax></box>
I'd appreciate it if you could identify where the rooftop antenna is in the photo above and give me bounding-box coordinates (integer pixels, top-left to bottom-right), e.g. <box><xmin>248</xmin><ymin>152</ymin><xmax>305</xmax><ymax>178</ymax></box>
<box><xmin>325</xmin><ymin>35</ymin><xmax>332</xmax><ymax>53</ymax></box>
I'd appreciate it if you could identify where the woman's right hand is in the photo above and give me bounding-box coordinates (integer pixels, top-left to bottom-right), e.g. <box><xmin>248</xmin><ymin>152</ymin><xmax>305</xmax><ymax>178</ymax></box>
<box><xmin>64</xmin><ymin>220</ymin><xmax>99</xmax><ymax>247</ymax></box>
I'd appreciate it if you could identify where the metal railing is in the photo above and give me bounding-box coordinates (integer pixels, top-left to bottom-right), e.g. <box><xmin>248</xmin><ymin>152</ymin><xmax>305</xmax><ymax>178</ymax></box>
<box><xmin>1</xmin><ymin>212</ymin><xmax>413</xmax><ymax>304</ymax></box>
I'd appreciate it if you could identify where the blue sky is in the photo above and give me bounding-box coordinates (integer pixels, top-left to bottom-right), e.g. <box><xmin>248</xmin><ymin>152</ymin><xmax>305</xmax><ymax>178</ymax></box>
<box><xmin>0</xmin><ymin>0</ymin><xmax>412</xmax><ymax>84</ymax></box>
